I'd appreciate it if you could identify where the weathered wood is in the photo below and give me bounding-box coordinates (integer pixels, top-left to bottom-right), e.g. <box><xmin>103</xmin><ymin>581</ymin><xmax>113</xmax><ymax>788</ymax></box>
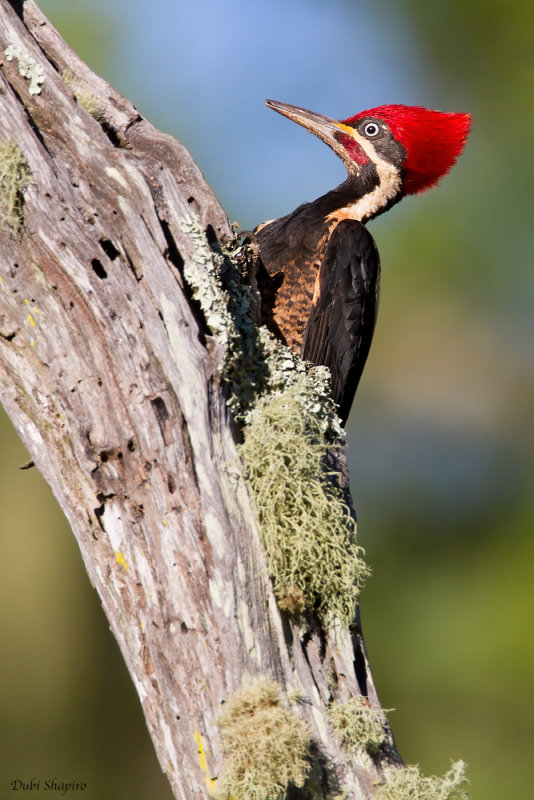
<box><xmin>0</xmin><ymin>2</ymin><xmax>400</xmax><ymax>798</ymax></box>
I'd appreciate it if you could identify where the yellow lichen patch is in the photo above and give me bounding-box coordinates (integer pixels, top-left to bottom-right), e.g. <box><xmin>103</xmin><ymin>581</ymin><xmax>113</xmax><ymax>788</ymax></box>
<box><xmin>193</xmin><ymin>730</ymin><xmax>217</xmax><ymax>794</ymax></box>
<box><xmin>114</xmin><ymin>551</ymin><xmax>130</xmax><ymax>572</ymax></box>
<box><xmin>24</xmin><ymin>299</ymin><xmax>41</xmax><ymax>329</ymax></box>
<box><xmin>23</xmin><ymin>300</ymin><xmax>42</xmax><ymax>347</ymax></box>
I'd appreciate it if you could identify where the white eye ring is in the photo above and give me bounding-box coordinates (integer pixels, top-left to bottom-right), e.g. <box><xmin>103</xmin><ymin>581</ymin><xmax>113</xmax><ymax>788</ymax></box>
<box><xmin>363</xmin><ymin>122</ymin><xmax>380</xmax><ymax>138</ymax></box>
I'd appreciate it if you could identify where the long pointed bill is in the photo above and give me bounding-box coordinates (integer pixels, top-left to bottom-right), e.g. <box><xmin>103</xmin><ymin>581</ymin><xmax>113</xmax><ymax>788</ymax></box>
<box><xmin>265</xmin><ymin>99</ymin><xmax>365</xmax><ymax>166</ymax></box>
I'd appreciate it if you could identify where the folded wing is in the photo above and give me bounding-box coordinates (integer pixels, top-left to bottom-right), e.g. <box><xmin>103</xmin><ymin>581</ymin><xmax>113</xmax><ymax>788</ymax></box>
<box><xmin>302</xmin><ymin>219</ymin><xmax>381</xmax><ymax>424</ymax></box>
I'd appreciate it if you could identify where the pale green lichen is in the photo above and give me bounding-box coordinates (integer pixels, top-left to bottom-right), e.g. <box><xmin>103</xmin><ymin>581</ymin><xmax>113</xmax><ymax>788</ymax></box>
<box><xmin>239</xmin><ymin>386</ymin><xmax>369</xmax><ymax>626</ymax></box>
<box><xmin>375</xmin><ymin>761</ymin><xmax>469</xmax><ymax>800</ymax></box>
<box><xmin>179</xmin><ymin>215</ymin><xmax>368</xmax><ymax>626</ymax></box>
<box><xmin>328</xmin><ymin>696</ymin><xmax>389</xmax><ymax>756</ymax></box>
<box><xmin>179</xmin><ymin>213</ymin><xmax>240</xmax><ymax>352</ymax></box>
<box><xmin>0</xmin><ymin>140</ymin><xmax>31</xmax><ymax>232</ymax></box>
<box><xmin>61</xmin><ymin>69</ymin><xmax>105</xmax><ymax>122</ymax></box>
<box><xmin>255</xmin><ymin>328</ymin><xmax>344</xmax><ymax>442</ymax></box>
<box><xmin>216</xmin><ymin>678</ymin><xmax>312</xmax><ymax>800</ymax></box>
<box><xmin>5</xmin><ymin>44</ymin><xmax>45</xmax><ymax>95</ymax></box>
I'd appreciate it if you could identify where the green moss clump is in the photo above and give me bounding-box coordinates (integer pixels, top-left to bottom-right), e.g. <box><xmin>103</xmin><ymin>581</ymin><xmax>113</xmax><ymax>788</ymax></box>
<box><xmin>328</xmin><ymin>696</ymin><xmax>388</xmax><ymax>756</ymax></box>
<box><xmin>375</xmin><ymin>761</ymin><xmax>469</xmax><ymax>800</ymax></box>
<box><xmin>61</xmin><ymin>70</ymin><xmax>104</xmax><ymax>122</ymax></box>
<box><xmin>239</xmin><ymin>384</ymin><xmax>369</xmax><ymax>627</ymax></box>
<box><xmin>0</xmin><ymin>140</ymin><xmax>31</xmax><ymax>232</ymax></box>
<box><xmin>216</xmin><ymin>678</ymin><xmax>312</xmax><ymax>800</ymax></box>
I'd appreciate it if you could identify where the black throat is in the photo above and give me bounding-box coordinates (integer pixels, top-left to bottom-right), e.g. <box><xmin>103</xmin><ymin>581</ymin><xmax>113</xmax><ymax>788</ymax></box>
<box><xmin>286</xmin><ymin>165</ymin><xmax>380</xmax><ymax>227</ymax></box>
<box><xmin>261</xmin><ymin>159</ymin><xmax>405</xmax><ymax>244</ymax></box>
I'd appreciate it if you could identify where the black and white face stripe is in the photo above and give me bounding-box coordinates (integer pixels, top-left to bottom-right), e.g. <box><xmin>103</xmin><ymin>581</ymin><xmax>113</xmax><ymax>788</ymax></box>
<box><xmin>326</xmin><ymin>122</ymin><xmax>405</xmax><ymax>223</ymax></box>
<box><xmin>352</xmin><ymin>117</ymin><xmax>407</xmax><ymax>169</ymax></box>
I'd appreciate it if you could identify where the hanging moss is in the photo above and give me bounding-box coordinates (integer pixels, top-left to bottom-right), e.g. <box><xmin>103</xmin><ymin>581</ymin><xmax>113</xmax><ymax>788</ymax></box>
<box><xmin>328</xmin><ymin>696</ymin><xmax>389</xmax><ymax>756</ymax></box>
<box><xmin>375</xmin><ymin>761</ymin><xmax>469</xmax><ymax>800</ymax></box>
<box><xmin>0</xmin><ymin>140</ymin><xmax>31</xmax><ymax>232</ymax></box>
<box><xmin>239</xmin><ymin>385</ymin><xmax>369</xmax><ymax>627</ymax></box>
<box><xmin>216</xmin><ymin>679</ymin><xmax>312</xmax><ymax>800</ymax></box>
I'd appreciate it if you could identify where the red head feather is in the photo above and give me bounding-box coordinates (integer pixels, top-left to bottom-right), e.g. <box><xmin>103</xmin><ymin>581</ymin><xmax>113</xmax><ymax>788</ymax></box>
<box><xmin>343</xmin><ymin>105</ymin><xmax>471</xmax><ymax>195</ymax></box>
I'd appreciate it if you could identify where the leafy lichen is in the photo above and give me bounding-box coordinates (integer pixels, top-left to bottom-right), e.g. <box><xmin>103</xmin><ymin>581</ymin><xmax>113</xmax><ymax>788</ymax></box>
<box><xmin>0</xmin><ymin>140</ymin><xmax>31</xmax><ymax>232</ymax></box>
<box><xmin>328</xmin><ymin>696</ymin><xmax>389</xmax><ymax>756</ymax></box>
<box><xmin>375</xmin><ymin>761</ymin><xmax>469</xmax><ymax>800</ymax></box>
<box><xmin>216</xmin><ymin>679</ymin><xmax>312</xmax><ymax>800</ymax></box>
<box><xmin>4</xmin><ymin>45</ymin><xmax>45</xmax><ymax>95</ymax></box>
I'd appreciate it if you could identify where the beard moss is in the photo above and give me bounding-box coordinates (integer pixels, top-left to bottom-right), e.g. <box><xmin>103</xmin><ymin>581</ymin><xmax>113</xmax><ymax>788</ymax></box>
<box><xmin>0</xmin><ymin>140</ymin><xmax>31</xmax><ymax>233</ymax></box>
<box><xmin>216</xmin><ymin>679</ymin><xmax>312</xmax><ymax>800</ymax></box>
<box><xmin>327</xmin><ymin>696</ymin><xmax>390</xmax><ymax>756</ymax></box>
<box><xmin>375</xmin><ymin>761</ymin><xmax>469</xmax><ymax>800</ymax></box>
<box><xmin>239</xmin><ymin>384</ymin><xmax>369</xmax><ymax>627</ymax></box>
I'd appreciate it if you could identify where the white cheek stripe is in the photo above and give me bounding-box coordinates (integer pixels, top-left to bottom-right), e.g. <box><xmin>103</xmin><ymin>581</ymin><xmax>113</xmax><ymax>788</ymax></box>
<box><xmin>327</xmin><ymin>130</ymin><xmax>401</xmax><ymax>223</ymax></box>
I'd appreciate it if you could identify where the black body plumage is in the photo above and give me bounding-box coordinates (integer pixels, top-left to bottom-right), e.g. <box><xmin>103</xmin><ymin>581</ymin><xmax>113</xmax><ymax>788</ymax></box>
<box><xmin>254</xmin><ymin>178</ymin><xmax>381</xmax><ymax>425</ymax></box>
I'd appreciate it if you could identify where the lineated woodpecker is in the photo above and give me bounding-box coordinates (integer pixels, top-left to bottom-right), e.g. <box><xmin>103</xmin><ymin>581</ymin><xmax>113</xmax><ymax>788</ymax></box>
<box><xmin>253</xmin><ymin>100</ymin><xmax>471</xmax><ymax>424</ymax></box>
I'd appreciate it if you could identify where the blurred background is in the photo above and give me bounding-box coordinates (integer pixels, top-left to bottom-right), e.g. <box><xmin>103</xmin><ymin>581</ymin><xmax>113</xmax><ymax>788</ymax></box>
<box><xmin>1</xmin><ymin>1</ymin><xmax>532</xmax><ymax>798</ymax></box>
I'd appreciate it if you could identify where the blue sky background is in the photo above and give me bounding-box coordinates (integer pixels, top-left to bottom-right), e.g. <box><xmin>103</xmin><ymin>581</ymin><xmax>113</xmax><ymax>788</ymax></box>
<box><xmin>42</xmin><ymin>0</ymin><xmax>469</xmax><ymax>226</ymax></box>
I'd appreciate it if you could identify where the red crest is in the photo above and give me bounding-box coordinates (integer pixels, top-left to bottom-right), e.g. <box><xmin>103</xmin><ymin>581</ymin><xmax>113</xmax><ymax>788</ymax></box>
<box><xmin>344</xmin><ymin>105</ymin><xmax>471</xmax><ymax>194</ymax></box>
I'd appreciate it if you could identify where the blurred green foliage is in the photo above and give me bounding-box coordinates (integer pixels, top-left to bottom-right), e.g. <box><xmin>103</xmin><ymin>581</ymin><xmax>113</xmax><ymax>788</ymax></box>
<box><xmin>1</xmin><ymin>2</ymin><xmax>533</xmax><ymax>799</ymax></box>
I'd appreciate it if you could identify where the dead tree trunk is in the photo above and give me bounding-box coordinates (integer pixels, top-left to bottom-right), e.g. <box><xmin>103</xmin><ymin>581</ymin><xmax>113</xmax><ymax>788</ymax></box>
<box><xmin>0</xmin><ymin>3</ymin><xmax>401</xmax><ymax>798</ymax></box>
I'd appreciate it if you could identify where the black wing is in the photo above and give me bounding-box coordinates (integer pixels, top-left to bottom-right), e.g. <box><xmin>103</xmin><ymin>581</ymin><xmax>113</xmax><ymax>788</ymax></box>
<box><xmin>301</xmin><ymin>219</ymin><xmax>380</xmax><ymax>424</ymax></box>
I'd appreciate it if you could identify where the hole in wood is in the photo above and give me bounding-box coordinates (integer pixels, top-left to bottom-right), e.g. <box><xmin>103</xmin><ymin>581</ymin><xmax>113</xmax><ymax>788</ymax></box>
<box><xmin>91</xmin><ymin>258</ymin><xmax>108</xmax><ymax>279</ymax></box>
<box><xmin>187</xmin><ymin>196</ymin><xmax>200</xmax><ymax>215</ymax></box>
<box><xmin>99</xmin><ymin>238</ymin><xmax>120</xmax><ymax>260</ymax></box>
<box><xmin>151</xmin><ymin>396</ymin><xmax>169</xmax><ymax>426</ymax></box>
<box><xmin>94</xmin><ymin>503</ymin><xmax>106</xmax><ymax>531</ymax></box>
<box><xmin>353</xmin><ymin>638</ymin><xmax>368</xmax><ymax>698</ymax></box>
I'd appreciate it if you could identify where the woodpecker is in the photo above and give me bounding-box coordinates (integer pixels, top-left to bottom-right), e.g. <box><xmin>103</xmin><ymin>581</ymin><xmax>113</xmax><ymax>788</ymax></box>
<box><xmin>254</xmin><ymin>100</ymin><xmax>471</xmax><ymax>424</ymax></box>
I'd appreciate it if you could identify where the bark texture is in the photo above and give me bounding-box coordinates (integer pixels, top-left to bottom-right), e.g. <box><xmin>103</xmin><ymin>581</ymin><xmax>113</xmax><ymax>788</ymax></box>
<box><xmin>0</xmin><ymin>2</ymin><xmax>400</xmax><ymax>798</ymax></box>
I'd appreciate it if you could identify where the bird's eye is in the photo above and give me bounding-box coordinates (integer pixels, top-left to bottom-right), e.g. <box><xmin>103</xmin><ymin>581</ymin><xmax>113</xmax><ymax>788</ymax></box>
<box><xmin>362</xmin><ymin>121</ymin><xmax>381</xmax><ymax>138</ymax></box>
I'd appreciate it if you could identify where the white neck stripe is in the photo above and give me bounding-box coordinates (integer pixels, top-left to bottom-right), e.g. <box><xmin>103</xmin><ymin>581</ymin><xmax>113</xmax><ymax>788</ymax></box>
<box><xmin>327</xmin><ymin>130</ymin><xmax>402</xmax><ymax>223</ymax></box>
